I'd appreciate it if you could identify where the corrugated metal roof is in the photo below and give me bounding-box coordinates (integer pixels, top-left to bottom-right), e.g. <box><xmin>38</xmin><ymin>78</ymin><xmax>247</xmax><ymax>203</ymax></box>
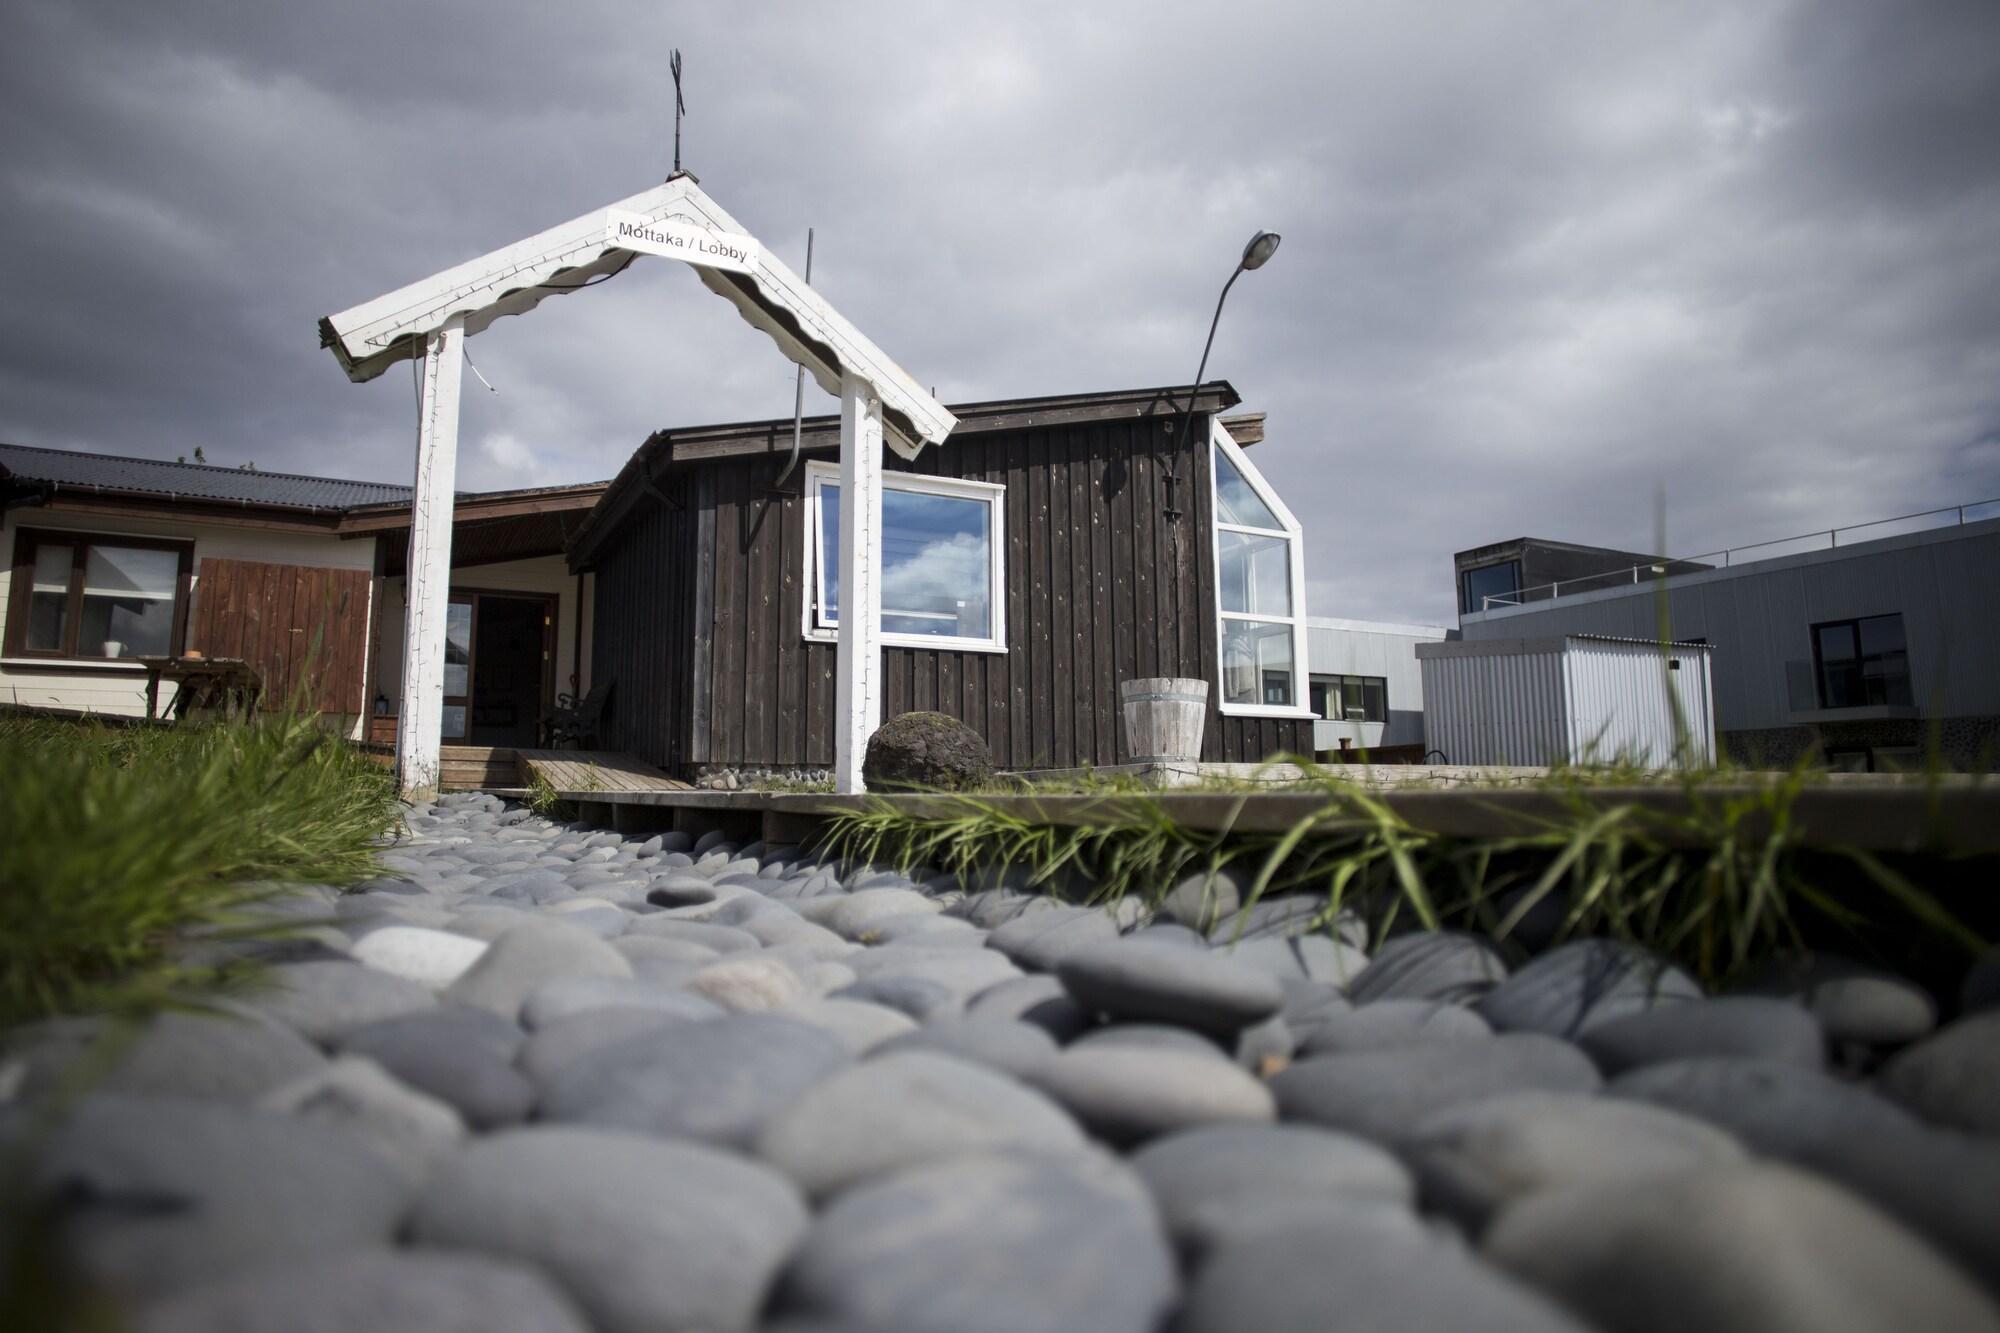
<box><xmin>0</xmin><ymin>441</ymin><xmax>411</xmax><ymax>511</ymax></box>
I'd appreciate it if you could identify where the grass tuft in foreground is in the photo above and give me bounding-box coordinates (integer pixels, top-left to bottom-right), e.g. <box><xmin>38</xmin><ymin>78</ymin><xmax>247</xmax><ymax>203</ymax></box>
<box><xmin>820</xmin><ymin>755</ymin><xmax>1989</xmax><ymax>990</ymax></box>
<box><xmin>0</xmin><ymin>709</ymin><xmax>401</xmax><ymax>1026</ymax></box>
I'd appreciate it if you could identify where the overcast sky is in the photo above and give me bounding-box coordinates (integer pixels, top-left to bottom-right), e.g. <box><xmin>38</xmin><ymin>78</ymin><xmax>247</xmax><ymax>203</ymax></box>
<box><xmin>3</xmin><ymin>1</ymin><xmax>1996</xmax><ymax>624</ymax></box>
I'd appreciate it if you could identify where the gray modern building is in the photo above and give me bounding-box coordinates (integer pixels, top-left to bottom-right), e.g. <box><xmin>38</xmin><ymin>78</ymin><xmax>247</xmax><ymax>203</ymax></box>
<box><xmin>1307</xmin><ymin>616</ymin><xmax>1447</xmax><ymax>759</ymax></box>
<box><xmin>1454</xmin><ymin>512</ymin><xmax>2000</xmax><ymax>770</ymax></box>
<box><xmin>1454</xmin><ymin>537</ymin><xmax>1710</xmax><ymax>619</ymax></box>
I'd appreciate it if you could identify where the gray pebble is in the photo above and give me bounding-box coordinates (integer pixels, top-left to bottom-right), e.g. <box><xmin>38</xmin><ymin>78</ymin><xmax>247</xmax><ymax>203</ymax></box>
<box><xmin>1130</xmin><ymin>1122</ymin><xmax>1413</xmax><ymax>1256</ymax></box>
<box><xmin>445</xmin><ymin>917</ymin><xmax>632</xmax><ymax>1020</ymax></box>
<box><xmin>988</xmin><ymin>905</ymin><xmax>1121</xmax><ymax>972</ymax></box>
<box><xmin>245</xmin><ymin>960</ymin><xmax>438</xmax><ymax>1045</ymax></box>
<box><xmin>339</xmin><ymin>1007</ymin><xmax>533</xmax><ymax>1130</ymax></box>
<box><xmin>1404</xmin><ymin>1090</ymin><xmax>1746</xmax><ymax>1232</ymax></box>
<box><xmin>1297</xmin><ymin>999</ymin><xmax>1492</xmax><ymax>1056</ymax></box>
<box><xmin>1476</xmin><ymin>939</ymin><xmax>1700</xmax><ymax>1038</ymax></box>
<box><xmin>1485</xmin><ymin>1163</ymin><xmax>2000</xmax><ymax>1333</ymax></box>
<box><xmin>1880</xmin><ymin>1011</ymin><xmax>2000</xmax><ymax>1136</ymax></box>
<box><xmin>8</xmin><ymin>1094</ymin><xmax>408</xmax><ymax>1296</ymax></box>
<box><xmin>133</xmin><ymin>1248</ymin><xmax>591</xmax><ymax>1333</ymax></box>
<box><xmin>1057</xmin><ymin>938</ymin><xmax>1284</xmax><ymax>1036</ymax></box>
<box><xmin>1027</xmin><ymin>1045</ymin><xmax>1275</xmax><ymax>1145</ymax></box>
<box><xmin>1272</xmin><ymin>1035</ymin><xmax>1602</xmax><ymax>1144</ymax></box>
<box><xmin>1347</xmin><ymin>931</ymin><xmax>1510</xmax><ymax>1005</ymax></box>
<box><xmin>538</xmin><ymin>1013</ymin><xmax>850</xmax><ymax>1148</ymax></box>
<box><xmin>874</xmin><ymin>1015</ymin><xmax>1061</xmax><ymax>1079</ymax></box>
<box><xmin>410</xmin><ymin>1126</ymin><xmax>806</xmax><ymax>1333</ymax></box>
<box><xmin>757</xmin><ymin>1051</ymin><xmax>1087</xmax><ymax>1196</ymax></box>
<box><xmin>1579</xmin><ymin>996</ymin><xmax>1824</xmax><ymax>1075</ymax></box>
<box><xmin>773</xmin><ymin>1150</ymin><xmax>1176</xmax><ymax>1333</ymax></box>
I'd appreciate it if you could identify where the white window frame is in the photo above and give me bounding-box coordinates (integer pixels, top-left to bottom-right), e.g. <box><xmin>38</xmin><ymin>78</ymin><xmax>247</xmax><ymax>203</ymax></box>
<box><xmin>802</xmin><ymin>460</ymin><xmax>1008</xmax><ymax>654</ymax></box>
<box><xmin>1209</xmin><ymin>418</ymin><xmax>1313</xmax><ymax>717</ymax></box>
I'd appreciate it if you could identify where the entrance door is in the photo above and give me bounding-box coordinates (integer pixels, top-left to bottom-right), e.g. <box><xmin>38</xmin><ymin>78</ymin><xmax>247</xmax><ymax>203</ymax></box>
<box><xmin>439</xmin><ymin>592</ymin><xmax>552</xmax><ymax>744</ymax></box>
<box><xmin>468</xmin><ymin>594</ymin><xmax>551</xmax><ymax>746</ymax></box>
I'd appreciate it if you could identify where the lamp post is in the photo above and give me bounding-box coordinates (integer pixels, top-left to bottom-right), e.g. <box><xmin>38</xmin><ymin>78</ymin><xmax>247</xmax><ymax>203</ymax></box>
<box><xmin>1166</xmin><ymin>229</ymin><xmax>1280</xmax><ymax>523</ymax></box>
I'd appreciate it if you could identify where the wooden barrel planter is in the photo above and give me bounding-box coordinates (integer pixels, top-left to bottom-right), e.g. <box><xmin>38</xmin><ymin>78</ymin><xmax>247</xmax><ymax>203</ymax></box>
<box><xmin>1119</xmin><ymin>677</ymin><xmax>1209</xmax><ymax>765</ymax></box>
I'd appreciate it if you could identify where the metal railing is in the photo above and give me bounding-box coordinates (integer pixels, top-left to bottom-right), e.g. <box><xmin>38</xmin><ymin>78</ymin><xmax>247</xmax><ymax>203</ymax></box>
<box><xmin>1478</xmin><ymin>497</ymin><xmax>2000</xmax><ymax>612</ymax></box>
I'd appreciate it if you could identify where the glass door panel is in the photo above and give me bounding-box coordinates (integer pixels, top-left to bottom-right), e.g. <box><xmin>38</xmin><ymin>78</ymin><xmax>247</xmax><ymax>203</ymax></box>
<box><xmin>441</xmin><ymin>598</ymin><xmax>473</xmax><ymax>740</ymax></box>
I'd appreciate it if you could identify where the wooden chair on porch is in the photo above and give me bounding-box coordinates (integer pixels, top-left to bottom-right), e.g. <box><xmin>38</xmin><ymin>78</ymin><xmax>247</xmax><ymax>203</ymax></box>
<box><xmin>540</xmin><ymin>680</ymin><xmax>611</xmax><ymax>749</ymax></box>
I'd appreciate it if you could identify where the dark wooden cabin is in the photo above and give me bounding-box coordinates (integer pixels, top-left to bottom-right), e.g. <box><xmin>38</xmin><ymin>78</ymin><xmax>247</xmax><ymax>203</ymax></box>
<box><xmin>566</xmin><ymin>382</ymin><xmax>1315</xmax><ymax>779</ymax></box>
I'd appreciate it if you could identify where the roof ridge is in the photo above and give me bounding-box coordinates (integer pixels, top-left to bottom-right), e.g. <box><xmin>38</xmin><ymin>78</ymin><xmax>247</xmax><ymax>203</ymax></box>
<box><xmin>0</xmin><ymin>440</ymin><xmax>408</xmax><ymax>493</ymax></box>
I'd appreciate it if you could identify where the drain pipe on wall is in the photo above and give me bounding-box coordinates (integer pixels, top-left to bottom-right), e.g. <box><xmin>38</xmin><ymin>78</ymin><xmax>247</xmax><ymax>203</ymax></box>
<box><xmin>771</xmin><ymin>228</ymin><xmax>815</xmax><ymax>492</ymax></box>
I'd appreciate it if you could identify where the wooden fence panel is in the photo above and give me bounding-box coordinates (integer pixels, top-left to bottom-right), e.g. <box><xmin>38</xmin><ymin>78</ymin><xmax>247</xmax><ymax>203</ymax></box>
<box><xmin>192</xmin><ymin>558</ymin><xmax>370</xmax><ymax>715</ymax></box>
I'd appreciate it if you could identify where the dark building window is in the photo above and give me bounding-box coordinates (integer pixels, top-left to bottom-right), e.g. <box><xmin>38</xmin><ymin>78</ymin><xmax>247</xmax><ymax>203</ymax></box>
<box><xmin>1310</xmin><ymin>674</ymin><xmax>1388</xmax><ymax>723</ymax></box>
<box><xmin>1460</xmin><ymin>560</ymin><xmax>1522</xmax><ymax>614</ymax></box>
<box><xmin>5</xmin><ymin>528</ymin><xmax>192</xmax><ymax>661</ymax></box>
<box><xmin>1812</xmin><ymin>614</ymin><xmax>1912</xmax><ymax>709</ymax></box>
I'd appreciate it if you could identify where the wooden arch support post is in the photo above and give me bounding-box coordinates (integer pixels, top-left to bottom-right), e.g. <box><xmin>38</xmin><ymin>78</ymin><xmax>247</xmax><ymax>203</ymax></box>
<box><xmin>395</xmin><ymin>317</ymin><xmax>465</xmax><ymax>800</ymax></box>
<box><xmin>834</xmin><ymin>372</ymin><xmax>885</xmax><ymax>794</ymax></box>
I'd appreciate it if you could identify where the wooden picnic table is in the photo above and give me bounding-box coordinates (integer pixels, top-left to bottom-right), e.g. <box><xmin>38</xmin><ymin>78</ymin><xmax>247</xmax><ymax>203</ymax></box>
<box><xmin>135</xmin><ymin>655</ymin><xmax>263</xmax><ymax>721</ymax></box>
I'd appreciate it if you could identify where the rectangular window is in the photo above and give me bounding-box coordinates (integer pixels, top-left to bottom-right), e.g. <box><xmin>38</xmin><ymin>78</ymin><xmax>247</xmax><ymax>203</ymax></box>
<box><xmin>805</xmin><ymin>464</ymin><xmax>1007</xmax><ymax>652</ymax></box>
<box><xmin>1310</xmin><ymin>673</ymin><xmax>1388</xmax><ymax>723</ymax></box>
<box><xmin>6</xmin><ymin>528</ymin><xmax>191</xmax><ymax>661</ymax></box>
<box><xmin>1460</xmin><ymin>560</ymin><xmax>1523</xmax><ymax>614</ymax></box>
<box><xmin>1211</xmin><ymin>425</ymin><xmax>1309</xmax><ymax>713</ymax></box>
<box><xmin>1813</xmin><ymin>614</ymin><xmax>1912</xmax><ymax>708</ymax></box>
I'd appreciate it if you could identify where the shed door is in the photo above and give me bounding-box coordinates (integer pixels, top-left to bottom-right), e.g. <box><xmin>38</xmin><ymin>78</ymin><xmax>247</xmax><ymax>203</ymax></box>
<box><xmin>191</xmin><ymin>558</ymin><xmax>371</xmax><ymax>715</ymax></box>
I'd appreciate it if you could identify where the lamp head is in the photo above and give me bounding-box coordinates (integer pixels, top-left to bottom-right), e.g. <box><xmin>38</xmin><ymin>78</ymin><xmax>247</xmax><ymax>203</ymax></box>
<box><xmin>1240</xmin><ymin>230</ymin><xmax>1281</xmax><ymax>271</ymax></box>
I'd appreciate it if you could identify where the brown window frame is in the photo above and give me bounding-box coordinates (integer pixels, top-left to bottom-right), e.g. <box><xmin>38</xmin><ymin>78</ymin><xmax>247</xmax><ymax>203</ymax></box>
<box><xmin>4</xmin><ymin>526</ymin><xmax>195</xmax><ymax>662</ymax></box>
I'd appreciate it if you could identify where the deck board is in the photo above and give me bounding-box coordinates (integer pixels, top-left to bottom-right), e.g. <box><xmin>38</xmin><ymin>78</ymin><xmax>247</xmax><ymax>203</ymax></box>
<box><xmin>517</xmin><ymin>749</ymin><xmax>693</xmax><ymax>795</ymax></box>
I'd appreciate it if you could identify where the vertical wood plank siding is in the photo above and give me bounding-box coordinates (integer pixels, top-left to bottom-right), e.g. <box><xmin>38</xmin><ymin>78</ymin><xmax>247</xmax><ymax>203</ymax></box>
<box><xmin>587</xmin><ymin>414</ymin><xmax>1308</xmax><ymax>774</ymax></box>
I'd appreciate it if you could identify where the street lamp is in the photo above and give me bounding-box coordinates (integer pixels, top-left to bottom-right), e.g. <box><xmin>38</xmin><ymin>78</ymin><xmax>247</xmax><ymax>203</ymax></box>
<box><xmin>1167</xmin><ymin>230</ymin><xmax>1281</xmax><ymax>521</ymax></box>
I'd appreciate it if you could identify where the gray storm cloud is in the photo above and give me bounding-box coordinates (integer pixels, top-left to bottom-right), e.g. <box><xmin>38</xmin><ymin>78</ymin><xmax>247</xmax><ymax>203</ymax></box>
<box><xmin>1</xmin><ymin>0</ymin><xmax>1995</xmax><ymax>624</ymax></box>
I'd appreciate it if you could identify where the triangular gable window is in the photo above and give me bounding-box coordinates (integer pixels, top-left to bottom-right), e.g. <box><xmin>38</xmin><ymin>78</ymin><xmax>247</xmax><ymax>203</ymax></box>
<box><xmin>1215</xmin><ymin>449</ymin><xmax>1282</xmax><ymax>530</ymax></box>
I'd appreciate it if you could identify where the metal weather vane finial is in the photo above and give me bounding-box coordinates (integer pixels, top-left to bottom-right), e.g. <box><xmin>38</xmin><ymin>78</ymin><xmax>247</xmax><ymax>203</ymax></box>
<box><xmin>670</xmin><ymin>49</ymin><xmax>686</xmax><ymax>178</ymax></box>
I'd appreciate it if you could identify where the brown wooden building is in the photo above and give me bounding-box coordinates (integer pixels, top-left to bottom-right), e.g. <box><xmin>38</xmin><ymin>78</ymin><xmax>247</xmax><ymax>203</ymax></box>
<box><xmin>567</xmin><ymin>382</ymin><xmax>1317</xmax><ymax>779</ymax></box>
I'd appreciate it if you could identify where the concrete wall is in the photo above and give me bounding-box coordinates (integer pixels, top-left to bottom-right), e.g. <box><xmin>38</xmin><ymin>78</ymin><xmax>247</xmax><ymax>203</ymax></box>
<box><xmin>1457</xmin><ymin>517</ymin><xmax>2000</xmax><ymax>766</ymax></box>
<box><xmin>0</xmin><ymin>505</ymin><xmax>376</xmax><ymax>732</ymax></box>
<box><xmin>1306</xmin><ymin>617</ymin><xmax>1447</xmax><ymax>752</ymax></box>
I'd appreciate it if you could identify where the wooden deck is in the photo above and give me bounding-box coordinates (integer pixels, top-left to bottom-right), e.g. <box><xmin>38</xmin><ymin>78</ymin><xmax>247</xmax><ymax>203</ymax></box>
<box><xmin>516</xmin><ymin>749</ymin><xmax>692</xmax><ymax>795</ymax></box>
<box><xmin>356</xmin><ymin>742</ymin><xmax>525</xmax><ymax>793</ymax></box>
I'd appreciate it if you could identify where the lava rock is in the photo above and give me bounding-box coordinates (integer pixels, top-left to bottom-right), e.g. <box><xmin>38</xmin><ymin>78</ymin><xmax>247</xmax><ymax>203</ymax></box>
<box><xmin>1271</xmin><ymin>1035</ymin><xmax>1601</xmax><ymax>1145</ymax></box>
<box><xmin>132</xmin><ymin>1248</ymin><xmax>592</xmax><ymax>1333</ymax></box>
<box><xmin>1475</xmin><ymin>939</ymin><xmax>1699</xmax><ymax>1038</ymax></box>
<box><xmin>1130</xmin><ymin>1123</ymin><xmax>1413</xmax><ymax>1256</ymax></box>
<box><xmin>1578</xmin><ymin>996</ymin><xmax>1824</xmax><ymax>1075</ymax></box>
<box><xmin>757</xmin><ymin>1051</ymin><xmax>1086</xmax><ymax>1196</ymax></box>
<box><xmin>1347</xmin><ymin>931</ymin><xmax>1510</xmax><ymax>1005</ymax></box>
<box><xmin>1484</xmin><ymin>1163</ymin><xmax>2000</xmax><ymax>1333</ymax></box>
<box><xmin>1057</xmin><ymin>938</ymin><xmax>1284</xmax><ymax>1036</ymax></box>
<box><xmin>773</xmin><ymin>1150</ymin><xmax>1175</xmax><ymax>1333</ymax></box>
<box><xmin>861</xmin><ymin>710</ymin><xmax>995</xmax><ymax>791</ymax></box>
<box><xmin>409</xmin><ymin>1126</ymin><xmax>807</xmax><ymax>1333</ymax></box>
<box><xmin>1027</xmin><ymin>1045</ymin><xmax>1275</xmax><ymax>1145</ymax></box>
<box><xmin>538</xmin><ymin>1013</ymin><xmax>851</xmax><ymax>1148</ymax></box>
<box><xmin>1403</xmin><ymin>1090</ymin><xmax>1746</xmax><ymax>1232</ymax></box>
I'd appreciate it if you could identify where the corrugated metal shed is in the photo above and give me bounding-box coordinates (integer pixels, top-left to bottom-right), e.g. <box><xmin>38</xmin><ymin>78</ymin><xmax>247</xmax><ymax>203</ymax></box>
<box><xmin>1418</xmin><ymin>635</ymin><xmax>1715</xmax><ymax>767</ymax></box>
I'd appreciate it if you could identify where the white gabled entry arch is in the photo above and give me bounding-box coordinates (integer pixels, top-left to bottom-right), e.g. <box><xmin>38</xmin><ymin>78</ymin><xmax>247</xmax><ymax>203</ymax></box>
<box><xmin>322</xmin><ymin>175</ymin><xmax>954</xmax><ymax>798</ymax></box>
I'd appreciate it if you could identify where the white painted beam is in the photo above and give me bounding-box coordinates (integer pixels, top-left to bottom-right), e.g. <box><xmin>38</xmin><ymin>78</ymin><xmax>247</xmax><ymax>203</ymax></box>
<box><xmin>395</xmin><ymin>317</ymin><xmax>464</xmax><ymax>801</ymax></box>
<box><xmin>834</xmin><ymin>372</ymin><xmax>885</xmax><ymax>793</ymax></box>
